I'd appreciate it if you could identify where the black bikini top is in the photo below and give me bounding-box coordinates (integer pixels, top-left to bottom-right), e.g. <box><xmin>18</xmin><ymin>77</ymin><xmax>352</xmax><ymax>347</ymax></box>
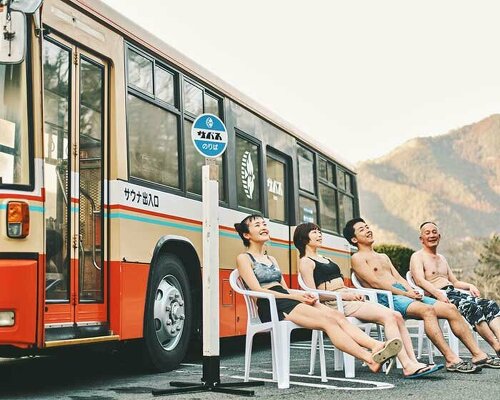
<box><xmin>309</xmin><ymin>257</ymin><xmax>343</xmax><ymax>287</ymax></box>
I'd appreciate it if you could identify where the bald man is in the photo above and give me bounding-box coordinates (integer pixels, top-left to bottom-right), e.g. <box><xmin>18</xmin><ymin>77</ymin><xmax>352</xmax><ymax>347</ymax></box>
<box><xmin>410</xmin><ymin>221</ymin><xmax>500</xmax><ymax>367</ymax></box>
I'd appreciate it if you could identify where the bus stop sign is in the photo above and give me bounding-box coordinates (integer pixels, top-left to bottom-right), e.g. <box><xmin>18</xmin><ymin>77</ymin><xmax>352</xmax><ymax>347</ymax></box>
<box><xmin>191</xmin><ymin>114</ymin><xmax>227</xmax><ymax>158</ymax></box>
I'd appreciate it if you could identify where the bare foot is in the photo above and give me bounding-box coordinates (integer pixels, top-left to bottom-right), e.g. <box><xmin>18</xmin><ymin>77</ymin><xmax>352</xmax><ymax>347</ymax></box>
<box><xmin>403</xmin><ymin>361</ymin><xmax>432</xmax><ymax>377</ymax></box>
<box><xmin>471</xmin><ymin>352</ymin><xmax>489</xmax><ymax>364</ymax></box>
<box><xmin>367</xmin><ymin>359</ymin><xmax>383</xmax><ymax>373</ymax></box>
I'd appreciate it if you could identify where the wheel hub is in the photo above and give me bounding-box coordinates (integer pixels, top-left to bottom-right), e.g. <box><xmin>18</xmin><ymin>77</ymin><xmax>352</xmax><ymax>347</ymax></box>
<box><xmin>154</xmin><ymin>275</ymin><xmax>185</xmax><ymax>351</ymax></box>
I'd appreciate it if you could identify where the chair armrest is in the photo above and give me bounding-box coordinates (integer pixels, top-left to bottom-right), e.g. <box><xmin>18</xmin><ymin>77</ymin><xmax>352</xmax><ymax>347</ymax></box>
<box><xmin>297</xmin><ymin>287</ymin><xmax>345</xmax><ymax>312</ymax></box>
<box><xmin>341</xmin><ymin>288</ymin><xmax>378</xmax><ymax>303</ymax></box>
<box><xmin>351</xmin><ymin>287</ymin><xmax>395</xmax><ymax>310</ymax></box>
<box><xmin>232</xmin><ymin>287</ymin><xmax>281</xmax><ymax>323</ymax></box>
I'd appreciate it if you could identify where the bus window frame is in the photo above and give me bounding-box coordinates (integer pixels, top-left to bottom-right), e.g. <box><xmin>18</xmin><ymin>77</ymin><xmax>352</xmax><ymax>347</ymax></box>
<box><xmin>0</xmin><ymin>18</ymin><xmax>34</xmax><ymax>192</ymax></box>
<box><xmin>234</xmin><ymin>128</ymin><xmax>264</xmax><ymax>215</ymax></box>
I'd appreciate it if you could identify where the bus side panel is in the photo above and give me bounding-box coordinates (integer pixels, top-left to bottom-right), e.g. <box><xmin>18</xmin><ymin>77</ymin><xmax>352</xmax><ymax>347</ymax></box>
<box><xmin>0</xmin><ymin>260</ymin><xmax>37</xmax><ymax>348</ymax></box>
<box><xmin>109</xmin><ymin>261</ymin><xmax>149</xmax><ymax>340</ymax></box>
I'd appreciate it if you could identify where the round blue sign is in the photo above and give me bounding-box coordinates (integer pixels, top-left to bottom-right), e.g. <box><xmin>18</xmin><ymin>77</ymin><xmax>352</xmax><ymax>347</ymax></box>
<box><xmin>191</xmin><ymin>114</ymin><xmax>228</xmax><ymax>158</ymax></box>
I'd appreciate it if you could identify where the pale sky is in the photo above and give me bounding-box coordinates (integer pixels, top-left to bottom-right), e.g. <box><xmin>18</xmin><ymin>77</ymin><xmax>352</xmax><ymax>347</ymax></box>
<box><xmin>102</xmin><ymin>0</ymin><xmax>500</xmax><ymax>163</ymax></box>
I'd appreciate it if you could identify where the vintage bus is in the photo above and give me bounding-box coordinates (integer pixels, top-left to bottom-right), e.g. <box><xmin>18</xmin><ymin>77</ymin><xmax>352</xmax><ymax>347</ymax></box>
<box><xmin>0</xmin><ymin>0</ymin><xmax>359</xmax><ymax>371</ymax></box>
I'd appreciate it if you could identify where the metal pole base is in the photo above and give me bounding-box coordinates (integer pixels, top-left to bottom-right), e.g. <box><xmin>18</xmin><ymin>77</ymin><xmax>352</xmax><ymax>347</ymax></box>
<box><xmin>152</xmin><ymin>380</ymin><xmax>265</xmax><ymax>397</ymax></box>
<box><xmin>152</xmin><ymin>356</ymin><xmax>264</xmax><ymax>397</ymax></box>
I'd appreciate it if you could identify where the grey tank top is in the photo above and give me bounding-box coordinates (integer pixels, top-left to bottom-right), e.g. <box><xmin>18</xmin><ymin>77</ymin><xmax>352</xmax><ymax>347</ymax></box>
<box><xmin>247</xmin><ymin>253</ymin><xmax>282</xmax><ymax>285</ymax></box>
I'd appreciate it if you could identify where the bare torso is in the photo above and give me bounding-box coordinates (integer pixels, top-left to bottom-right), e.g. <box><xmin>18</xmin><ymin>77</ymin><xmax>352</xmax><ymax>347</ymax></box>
<box><xmin>354</xmin><ymin>251</ymin><xmax>399</xmax><ymax>288</ymax></box>
<box><xmin>415</xmin><ymin>250</ymin><xmax>451</xmax><ymax>289</ymax></box>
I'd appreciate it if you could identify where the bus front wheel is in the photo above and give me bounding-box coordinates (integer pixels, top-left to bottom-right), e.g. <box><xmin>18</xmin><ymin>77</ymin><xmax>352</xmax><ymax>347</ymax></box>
<box><xmin>143</xmin><ymin>253</ymin><xmax>192</xmax><ymax>371</ymax></box>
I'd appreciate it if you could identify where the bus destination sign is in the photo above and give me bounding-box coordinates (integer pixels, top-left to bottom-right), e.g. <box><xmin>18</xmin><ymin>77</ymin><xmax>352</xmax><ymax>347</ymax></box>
<box><xmin>191</xmin><ymin>113</ymin><xmax>228</xmax><ymax>158</ymax></box>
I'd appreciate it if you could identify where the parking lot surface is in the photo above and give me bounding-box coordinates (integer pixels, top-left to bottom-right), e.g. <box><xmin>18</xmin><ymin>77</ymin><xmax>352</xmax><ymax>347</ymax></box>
<box><xmin>1</xmin><ymin>331</ymin><xmax>499</xmax><ymax>400</ymax></box>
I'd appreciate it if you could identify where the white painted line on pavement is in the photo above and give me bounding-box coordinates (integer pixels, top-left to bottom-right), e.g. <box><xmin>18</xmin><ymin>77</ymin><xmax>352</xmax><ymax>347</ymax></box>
<box><xmin>229</xmin><ymin>372</ymin><xmax>394</xmax><ymax>391</ymax></box>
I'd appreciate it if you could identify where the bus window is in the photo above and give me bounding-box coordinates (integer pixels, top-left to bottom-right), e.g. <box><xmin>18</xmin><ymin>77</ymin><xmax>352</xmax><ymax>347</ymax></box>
<box><xmin>297</xmin><ymin>146</ymin><xmax>315</xmax><ymax>194</ymax></box>
<box><xmin>318</xmin><ymin>156</ymin><xmax>338</xmax><ymax>232</ymax></box>
<box><xmin>155</xmin><ymin>66</ymin><xmax>175</xmax><ymax>106</ymax></box>
<box><xmin>236</xmin><ymin>135</ymin><xmax>261</xmax><ymax>211</ymax></box>
<box><xmin>319</xmin><ymin>183</ymin><xmax>337</xmax><ymax>232</ymax></box>
<box><xmin>266</xmin><ymin>156</ymin><xmax>286</xmax><ymax>222</ymax></box>
<box><xmin>127</xmin><ymin>93</ymin><xmax>180</xmax><ymax>188</ymax></box>
<box><xmin>0</xmin><ymin>62</ymin><xmax>30</xmax><ymax>186</ymax></box>
<box><xmin>299</xmin><ymin>195</ymin><xmax>317</xmax><ymax>224</ymax></box>
<box><xmin>127</xmin><ymin>49</ymin><xmax>153</xmax><ymax>95</ymax></box>
<box><xmin>337</xmin><ymin>169</ymin><xmax>355</xmax><ymax>228</ymax></box>
<box><xmin>204</xmin><ymin>93</ymin><xmax>220</xmax><ymax>116</ymax></box>
<box><xmin>183</xmin><ymin>80</ymin><xmax>203</xmax><ymax>116</ymax></box>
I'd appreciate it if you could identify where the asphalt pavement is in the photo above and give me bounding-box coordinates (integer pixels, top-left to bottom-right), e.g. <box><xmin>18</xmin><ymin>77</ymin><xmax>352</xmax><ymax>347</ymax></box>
<box><xmin>1</xmin><ymin>329</ymin><xmax>499</xmax><ymax>400</ymax></box>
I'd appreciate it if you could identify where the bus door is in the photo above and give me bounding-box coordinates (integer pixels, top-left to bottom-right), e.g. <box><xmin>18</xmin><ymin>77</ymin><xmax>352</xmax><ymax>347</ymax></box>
<box><xmin>43</xmin><ymin>34</ymin><xmax>109</xmax><ymax>342</ymax></box>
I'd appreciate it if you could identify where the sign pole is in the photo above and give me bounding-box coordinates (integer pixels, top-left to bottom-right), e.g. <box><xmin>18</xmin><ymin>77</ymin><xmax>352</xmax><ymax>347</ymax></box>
<box><xmin>201</xmin><ymin>159</ymin><xmax>220</xmax><ymax>384</ymax></box>
<box><xmin>153</xmin><ymin>114</ymin><xmax>262</xmax><ymax>397</ymax></box>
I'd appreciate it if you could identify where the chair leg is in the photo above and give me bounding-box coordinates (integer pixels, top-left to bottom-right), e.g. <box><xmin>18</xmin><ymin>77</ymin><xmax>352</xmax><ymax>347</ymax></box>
<box><xmin>318</xmin><ymin>331</ymin><xmax>327</xmax><ymax>382</ymax></box>
<box><xmin>270</xmin><ymin>331</ymin><xmax>277</xmax><ymax>382</ymax></box>
<box><xmin>343</xmin><ymin>353</ymin><xmax>356</xmax><ymax>378</ymax></box>
<box><xmin>417</xmin><ymin>321</ymin><xmax>424</xmax><ymax>359</ymax></box>
<box><xmin>244</xmin><ymin>332</ymin><xmax>254</xmax><ymax>382</ymax></box>
<box><xmin>274</xmin><ymin>326</ymin><xmax>291</xmax><ymax>389</ymax></box>
<box><xmin>309</xmin><ymin>330</ymin><xmax>318</xmax><ymax>375</ymax></box>
<box><xmin>427</xmin><ymin>337</ymin><xmax>434</xmax><ymax>364</ymax></box>
<box><xmin>334</xmin><ymin>346</ymin><xmax>343</xmax><ymax>371</ymax></box>
<box><xmin>447</xmin><ymin>322</ymin><xmax>460</xmax><ymax>356</ymax></box>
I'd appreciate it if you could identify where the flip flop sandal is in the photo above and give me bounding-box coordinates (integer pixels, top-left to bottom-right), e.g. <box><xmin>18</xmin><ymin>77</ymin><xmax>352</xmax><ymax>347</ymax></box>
<box><xmin>372</xmin><ymin>338</ymin><xmax>402</xmax><ymax>364</ymax></box>
<box><xmin>404</xmin><ymin>363</ymin><xmax>444</xmax><ymax>379</ymax></box>
<box><xmin>473</xmin><ymin>357</ymin><xmax>500</xmax><ymax>369</ymax></box>
<box><xmin>446</xmin><ymin>361</ymin><xmax>481</xmax><ymax>373</ymax></box>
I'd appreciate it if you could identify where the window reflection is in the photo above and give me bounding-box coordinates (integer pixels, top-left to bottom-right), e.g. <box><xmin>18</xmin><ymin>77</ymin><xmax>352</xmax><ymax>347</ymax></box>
<box><xmin>155</xmin><ymin>66</ymin><xmax>175</xmax><ymax>105</ymax></box>
<box><xmin>299</xmin><ymin>196</ymin><xmax>317</xmax><ymax>224</ymax></box>
<box><xmin>183</xmin><ymin>80</ymin><xmax>203</xmax><ymax>116</ymax></box>
<box><xmin>127</xmin><ymin>50</ymin><xmax>153</xmax><ymax>94</ymax></box>
<box><xmin>267</xmin><ymin>157</ymin><xmax>286</xmax><ymax>222</ymax></box>
<box><xmin>319</xmin><ymin>183</ymin><xmax>337</xmax><ymax>232</ymax></box>
<box><xmin>298</xmin><ymin>147</ymin><xmax>315</xmax><ymax>193</ymax></box>
<box><xmin>127</xmin><ymin>94</ymin><xmax>179</xmax><ymax>187</ymax></box>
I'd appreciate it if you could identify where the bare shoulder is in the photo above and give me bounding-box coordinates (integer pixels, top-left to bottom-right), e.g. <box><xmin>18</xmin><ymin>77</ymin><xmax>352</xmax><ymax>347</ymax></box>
<box><xmin>236</xmin><ymin>253</ymin><xmax>251</xmax><ymax>265</ymax></box>
<box><xmin>299</xmin><ymin>256</ymin><xmax>315</xmax><ymax>267</ymax></box>
<box><xmin>410</xmin><ymin>250</ymin><xmax>424</xmax><ymax>262</ymax></box>
<box><xmin>351</xmin><ymin>251</ymin><xmax>367</xmax><ymax>269</ymax></box>
<box><xmin>379</xmin><ymin>252</ymin><xmax>391</xmax><ymax>262</ymax></box>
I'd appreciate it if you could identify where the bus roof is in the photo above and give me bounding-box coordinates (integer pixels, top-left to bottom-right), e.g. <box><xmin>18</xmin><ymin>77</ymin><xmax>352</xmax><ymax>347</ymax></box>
<box><xmin>71</xmin><ymin>0</ymin><xmax>356</xmax><ymax>173</ymax></box>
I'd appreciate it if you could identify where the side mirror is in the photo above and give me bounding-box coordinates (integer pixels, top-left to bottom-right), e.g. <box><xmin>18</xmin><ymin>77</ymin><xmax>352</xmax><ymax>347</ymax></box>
<box><xmin>0</xmin><ymin>9</ymin><xmax>26</xmax><ymax>64</ymax></box>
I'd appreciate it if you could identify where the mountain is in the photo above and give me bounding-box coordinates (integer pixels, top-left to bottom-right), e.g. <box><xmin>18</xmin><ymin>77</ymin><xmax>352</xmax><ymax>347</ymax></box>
<box><xmin>357</xmin><ymin>114</ymin><xmax>500</xmax><ymax>270</ymax></box>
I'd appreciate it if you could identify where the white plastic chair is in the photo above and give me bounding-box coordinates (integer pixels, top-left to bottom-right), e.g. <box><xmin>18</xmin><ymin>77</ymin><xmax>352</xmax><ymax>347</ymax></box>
<box><xmin>406</xmin><ymin>271</ymin><xmax>476</xmax><ymax>355</ymax></box>
<box><xmin>351</xmin><ymin>272</ymin><xmax>436</xmax><ymax>363</ymax></box>
<box><xmin>298</xmin><ymin>273</ymin><xmax>387</xmax><ymax>377</ymax></box>
<box><xmin>229</xmin><ymin>269</ymin><xmax>326</xmax><ymax>389</ymax></box>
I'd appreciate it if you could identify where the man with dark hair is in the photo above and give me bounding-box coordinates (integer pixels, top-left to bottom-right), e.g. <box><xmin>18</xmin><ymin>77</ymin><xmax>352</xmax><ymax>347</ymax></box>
<box><xmin>410</xmin><ymin>222</ymin><xmax>500</xmax><ymax>363</ymax></box>
<box><xmin>344</xmin><ymin>218</ymin><xmax>493</xmax><ymax>373</ymax></box>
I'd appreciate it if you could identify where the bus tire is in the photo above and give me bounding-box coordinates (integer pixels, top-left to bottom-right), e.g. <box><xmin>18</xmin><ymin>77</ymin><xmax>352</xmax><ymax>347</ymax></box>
<box><xmin>143</xmin><ymin>253</ymin><xmax>192</xmax><ymax>371</ymax></box>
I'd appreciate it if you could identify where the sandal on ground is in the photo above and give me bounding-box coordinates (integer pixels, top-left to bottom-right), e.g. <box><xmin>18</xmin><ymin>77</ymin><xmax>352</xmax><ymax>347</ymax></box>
<box><xmin>446</xmin><ymin>361</ymin><xmax>481</xmax><ymax>373</ymax></box>
<box><xmin>404</xmin><ymin>363</ymin><xmax>444</xmax><ymax>379</ymax></box>
<box><xmin>372</xmin><ymin>338</ymin><xmax>402</xmax><ymax>364</ymax></box>
<box><xmin>473</xmin><ymin>357</ymin><xmax>500</xmax><ymax>369</ymax></box>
